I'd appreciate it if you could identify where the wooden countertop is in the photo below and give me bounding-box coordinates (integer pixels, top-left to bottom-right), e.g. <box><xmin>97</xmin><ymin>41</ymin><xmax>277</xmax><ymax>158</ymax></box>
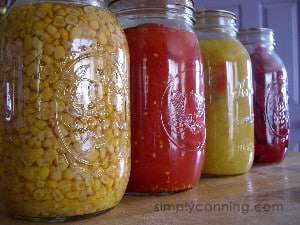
<box><xmin>0</xmin><ymin>152</ymin><xmax>299</xmax><ymax>225</ymax></box>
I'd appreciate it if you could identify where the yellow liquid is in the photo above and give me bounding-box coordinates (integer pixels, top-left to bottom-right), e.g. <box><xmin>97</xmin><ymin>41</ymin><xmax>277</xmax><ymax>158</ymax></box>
<box><xmin>0</xmin><ymin>3</ymin><xmax>130</xmax><ymax>219</ymax></box>
<box><xmin>200</xmin><ymin>39</ymin><xmax>254</xmax><ymax>175</ymax></box>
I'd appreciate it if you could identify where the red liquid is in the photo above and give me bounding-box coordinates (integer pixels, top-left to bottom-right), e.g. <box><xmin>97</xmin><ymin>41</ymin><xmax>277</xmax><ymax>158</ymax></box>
<box><xmin>251</xmin><ymin>46</ymin><xmax>289</xmax><ymax>163</ymax></box>
<box><xmin>125</xmin><ymin>23</ymin><xmax>205</xmax><ymax>193</ymax></box>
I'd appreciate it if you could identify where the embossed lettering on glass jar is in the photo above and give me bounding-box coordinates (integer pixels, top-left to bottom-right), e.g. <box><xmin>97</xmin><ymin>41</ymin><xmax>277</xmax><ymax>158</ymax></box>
<box><xmin>238</xmin><ymin>28</ymin><xmax>289</xmax><ymax>163</ymax></box>
<box><xmin>109</xmin><ymin>0</ymin><xmax>205</xmax><ymax>194</ymax></box>
<box><xmin>0</xmin><ymin>0</ymin><xmax>130</xmax><ymax>222</ymax></box>
<box><xmin>195</xmin><ymin>10</ymin><xmax>254</xmax><ymax>175</ymax></box>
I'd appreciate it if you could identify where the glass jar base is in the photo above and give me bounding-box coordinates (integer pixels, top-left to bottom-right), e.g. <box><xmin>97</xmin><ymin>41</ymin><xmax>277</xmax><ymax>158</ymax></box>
<box><xmin>13</xmin><ymin>205</ymin><xmax>116</xmax><ymax>223</ymax></box>
<box><xmin>201</xmin><ymin>172</ymin><xmax>248</xmax><ymax>178</ymax></box>
<box><xmin>125</xmin><ymin>187</ymin><xmax>193</xmax><ymax>196</ymax></box>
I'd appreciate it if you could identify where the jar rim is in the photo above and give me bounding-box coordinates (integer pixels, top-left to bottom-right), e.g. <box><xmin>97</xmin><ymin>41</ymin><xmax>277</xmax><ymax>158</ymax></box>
<box><xmin>108</xmin><ymin>0</ymin><xmax>195</xmax><ymax>27</ymax></box>
<box><xmin>108</xmin><ymin>0</ymin><xmax>194</xmax><ymax>10</ymax></box>
<box><xmin>195</xmin><ymin>9</ymin><xmax>236</xmax><ymax>19</ymax></box>
<box><xmin>239</xmin><ymin>27</ymin><xmax>274</xmax><ymax>34</ymax></box>
<box><xmin>194</xmin><ymin>9</ymin><xmax>237</xmax><ymax>34</ymax></box>
<box><xmin>10</xmin><ymin>0</ymin><xmax>107</xmax><ymax>8</ymax></box>
<box><xmin>238</xmin><ymin>27</ymin><xmax>275</xmax><ymax>46</ymax></box>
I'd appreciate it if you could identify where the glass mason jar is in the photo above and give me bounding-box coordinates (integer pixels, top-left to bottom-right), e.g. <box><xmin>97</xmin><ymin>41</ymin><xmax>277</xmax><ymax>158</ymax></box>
<box><xmin>109</xmin><ymin>0</ymin><xmax>205</xmax><ymax>194</ymax></box>
<box><xmin>0</xmin><ymin>0</ymin><xmax>130</xmax><ymax>221</ymax></box>
<box><xmin>194</xmin><ymin>10</ymin><xmax>254</xmax><ymax>175</ymax></box>
<box><xmin>238</xmin><ymin>28</ymin><xmax>289</xmax><ymax>163</ymax></box>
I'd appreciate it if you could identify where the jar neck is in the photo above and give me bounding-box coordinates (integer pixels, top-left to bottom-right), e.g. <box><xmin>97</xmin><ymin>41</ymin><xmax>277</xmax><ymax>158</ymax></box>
<box><xmin>238</xmin><ymin>28</ymin><xmax>275</xmax><ymax>53</ymax></box>
<box><xmin>194</xmin><ymin>10</ymin><xmax>238</xmax><ymax>40</ymax></box>
<box><xmin>11</xmin><ymin>0</ymin><xmax>107</xmax><ymax>8</ymax></box>
<box><xmin>108</xmin><ymin>0</ymin><xmax>195</xmax><ymax>32</ymax></box>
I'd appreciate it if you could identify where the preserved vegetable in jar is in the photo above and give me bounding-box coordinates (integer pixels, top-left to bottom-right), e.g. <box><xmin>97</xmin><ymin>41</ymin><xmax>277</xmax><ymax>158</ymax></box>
<box><xmin>195</xmin><ymin>10</ymin><xmax>254</xmax><ymax>175</ymax></box>
<box><xmin>109</xmin><ymin>0</ymin><xmax>205</xmax><ymax>193</ymax></box>
<box><xmin>0</xmin><ymin>0</ymin><xmax>130</xmax><ymax>221</ymax></box>
<box><xmin>238</xmin><ymin>28</ymin><xmax>289</xmax><ymax>163</ymax></box>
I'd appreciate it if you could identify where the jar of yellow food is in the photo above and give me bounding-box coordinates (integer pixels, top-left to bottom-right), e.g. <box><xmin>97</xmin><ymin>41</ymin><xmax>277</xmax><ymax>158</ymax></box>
<box><xmin>194</xmin><ymin>10</ymin><xmax>254</xmax><ymax>175</ymax></box>
<box><xmin>0</xmin><ymin>0</ymin><xmax>130</xmax><ymax>222</ymax></box>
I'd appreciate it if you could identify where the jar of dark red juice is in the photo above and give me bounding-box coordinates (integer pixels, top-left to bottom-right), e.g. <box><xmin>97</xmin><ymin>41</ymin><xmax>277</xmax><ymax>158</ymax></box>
<box><xmin>109</xmin><ymin>0</ymin><xmax>206</xmax><ymax>194</ymax></box>
<box><xmin>238</xmin><ymin>28</ymin><xmax>289</xmax><ymax>163</ymax></box>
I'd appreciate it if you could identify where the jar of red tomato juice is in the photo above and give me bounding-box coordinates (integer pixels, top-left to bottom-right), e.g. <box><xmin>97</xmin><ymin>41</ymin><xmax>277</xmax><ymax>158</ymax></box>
<box><xmin>238</xmin><ymin>28</ymin><xmax>289</xmax><ymax>163</ymax></box>
<box><xmin>109</xmin><ymin>0</ymin><xmax>206</xmax><ymax>194</ymax></box>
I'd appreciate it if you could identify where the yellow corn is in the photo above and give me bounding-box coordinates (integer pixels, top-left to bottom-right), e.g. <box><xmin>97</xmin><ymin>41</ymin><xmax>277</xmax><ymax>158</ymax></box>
<box><xmin>46</xmin><ymin>24</ymin><xmax>58</xmax><ymax>36</ymax></box>
<box><xmin>62</xmin><ymin>168</ymin><xmax>74</xmax><ymax>180</ymax></box>
<box><xmin>54</xmin><ymin>45</ymin><xmax>65</xmax><ymax>59</ymax></box>
<box><xmin>37</xmin><ymin>166</ymin><xmax>51</xmax><ymax>181</ymax></box>
<box><xmin>0</xmin><ymin>2</ymin><xmax>130</xmax><ymax>218</ymax></box>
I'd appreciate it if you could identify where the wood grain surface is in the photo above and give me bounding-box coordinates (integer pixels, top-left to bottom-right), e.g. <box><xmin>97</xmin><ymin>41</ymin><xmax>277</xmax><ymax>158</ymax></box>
<box><xmin>0</xmin><ymin>152</ymin><xmax>299</xmax><ymax>225</ymax></box>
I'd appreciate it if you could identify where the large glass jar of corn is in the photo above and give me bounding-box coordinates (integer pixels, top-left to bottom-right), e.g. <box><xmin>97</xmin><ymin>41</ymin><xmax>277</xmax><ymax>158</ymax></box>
<box><xmin>0</xmin><ymin>0</ymin><xmax>130</xmax><ymax>222</ymax></box>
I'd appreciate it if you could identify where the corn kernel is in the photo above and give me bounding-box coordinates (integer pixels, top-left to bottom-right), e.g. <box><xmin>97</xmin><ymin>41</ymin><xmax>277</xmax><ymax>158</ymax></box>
<box><xmin>97</xmin><ymin>33</ymin><xmax>107</xmax><ymax>45</ymax></box>
<box><xmin>37</xmin><ymin>166</ymin><xmax>51</xmax><ymax>181</ymax></box>
<box><xmin>34</xmin><ymin>21</ymin><xmax>45</xmax><ymax>30</ymax></box>
<box><xmin>34</xmin><ymin>141</ymin><xmax>42</xmax><ymax>149</ymax></box>
<box><xmin>54</xmin><ymin>124</ymin><xmax>68</xmax><ymax>138</ymax></box>
<box><xmin>29</xmin><ymin>79</ymin><xmax>40</xmax><ymax>91</ymax></box>
<box><xmin>44</xmin><ymin>127</ymin><xmax>55</xmax><ymax>139</ymax></box>
<box><xmin>66</xmin><ymin>191</ymin><xmax>79</xmax><ymax>199</ymax></box>
<box><xmin>45</xmin><ymin>180</ymin><xmax>57</xmax><ymax>189</ymax></box>
<box><xmin>57</xmin><ymin>9</ymin><xmax>67</xmax><ymax>17</ymax></box>
<box><xmin>44</xmin><ymin>44</ymin><xmax>55</xmax><ymax>56</ymax></box>
<box><xmin>62</xmin><ymin>168</ymin><xmax>75</xmax><ymax>180</ymax></box>
<box><xmin>37</xmin><ymin>7</ymin><xmax>48</xmax><ymax>18</ymax></box>
<box><xmin>46</xmin><ymin>24</ymin><xmax>58</xmax><ymax>36</ymax></box>
<box><xmin>92</xmin><ymin>179</ymin><xmax>101</xmax><ymax>192</ymax></box>
<box><xmin>32</xmin><ymin>36</ymin><xmax>43</xmax><ymax>50</ymax></box>
<box><xmin>25</xmin><ymin>181</ymin><xmax>36</xmax><ymax>193</ymax></box>
<box><xmin>65</xmin><ymin>15</ymin><xmax>78</xmax><ymax>25</ymax></box>
<box><xmin>41</xmin><ymin>87</ymin><xmax>53</xmax><ymax>102</ymax></box>
<box><xmin>35</xmin><ymin>120</ymin><xmax>47</xmax><ymax>129</ymax></box>
<box><xmin>98</xmin><ymin>186</ymin><xmax>107</xmax><ymax>198</ymax></box>
<box><xmin>24</xmin><ymin>35</ymin><xmax>33</xmax><ymax>50</ymax></box>
<box><xmin>84</xmin><ymin>6</ymin><xmax>96</xmax><ymax>13</ymax></box>
<box><xmin>101</xmin><ymin>175</ymin><xmax>110</xmax><ymax>185</ymax></box>
<box><xmin>86</xmin><ymin>150</ymin><xmax>99</xmax><ymax>163</ymax></box>
<box><xmin>26</xmin><ymin>149</ymin><xmax>41</xmax><ymax>164</ymax></box>
<box><xmin>89</xmin><ymin>20</ymin><xmax>99</xmax><ymax>30</ymax></box>
<box><xmin>52</xmin><ymin>189</ymin><xmax>64</xmax><ymax>201</ymax></box>
<box><xmin>27</xmin><ymin>61</ymin><xmax>37</xmax><ymax>76</ymax></box>
<box><xmin>85</xmin><ymin>175</ymin><xmax>94</xmax><ymax>187</ymax></box>
<box><xmin>23</xmin><ymin>166</ymin><xmax>35</xmax><ymax>181</ymax></box>
<box><xmin>29</xmin><ymin>92</ymin><xmax>38</xmax><ymax>102</ymax></box>
<box><xmin>69</xmin><ymin>27</ymin><xmax>82</xmax><ymax>39</ymax></box>
<box><xmin>43</xmin><ymin>64</ymin><xmax>54</xmax><ymax>75</ymax></box>
<box><xmin>33</xmin><ymin>189</ymin><xmax>45</xmax><ymax>200</ymax></box>
<box><xmin>59</xmin><ymin>28</ymin><xmax>68</xmax><ymax>40</ymax></box>
<box><xmin>54</xmin><ymin>45</ymin><xmax>65</xmax><ymax>59</ymax></box>
<box><xmin>24</xmin><ymin>54</ymin><xmax>35</xmax><ymax>66</ymax></box>
<box><xmin>58</xmin><ymin>180</ymin><xmax>72</xmax><ymax>193</ymax></box>
<box><xmin>66</xmin><ymin>7</ymin><xmax>80</xmax><ymax>16</ymax></box>
<box><xmin>30</xmin><ymin>126</ymin><xmax>39</xmax><ymax>136</ymax></box>
<box><xmin>49</xmin><ymin>169</ymin><xmax>62</xmax><ymax>181</ymax></box>
<box><xmin>61</xmin><ymin>113</ymin><xmax>75</xmax><ymax>128</ymax></box>
<box><xmin>13</xmin><ymin>137</ymin><xmax>21</xmax><ymax>147</ymax></box>
<box><xmin>42</xmin><ymin>32</ymin><xmax>54</xmax><ymax>44</ymax></box>
<box><xmin>36</xmin><ymin>180</ymin><xmax>45</xmax><ymax>188</ymax></box>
